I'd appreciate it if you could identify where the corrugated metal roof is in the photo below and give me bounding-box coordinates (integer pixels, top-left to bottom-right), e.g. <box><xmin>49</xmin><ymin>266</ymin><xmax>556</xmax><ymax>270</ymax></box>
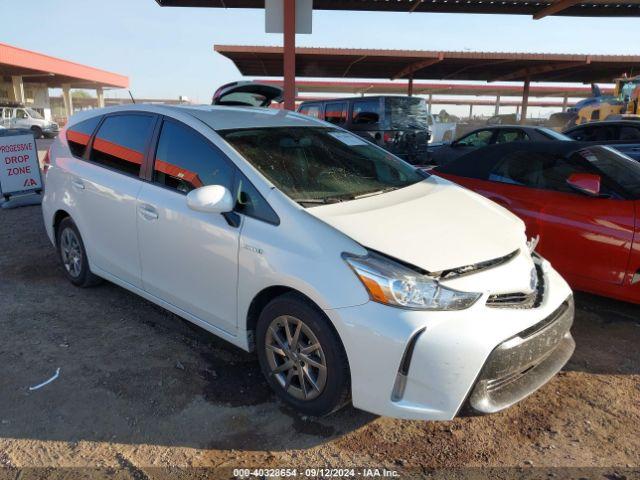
<box><xmin>156</xmin><ymin>0</ymin><xmax>640</xmax><ymax>18</ymax></box>
<box><xmin>256</xmin><ymin>79</ymin><xmax>614</xmax><ymax>97</ymax></box>
<box><xmin>215</xmin><ymin>45</ymin><xmax>640</xmax><ymax>83</ymax></box>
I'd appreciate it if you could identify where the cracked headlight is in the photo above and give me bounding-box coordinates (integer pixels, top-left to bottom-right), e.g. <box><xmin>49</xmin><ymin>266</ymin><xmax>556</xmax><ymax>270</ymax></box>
<box><xmin>344</xmin><ymin>251</ymin><xmax>481</xmax><ymax>311</ymax></box>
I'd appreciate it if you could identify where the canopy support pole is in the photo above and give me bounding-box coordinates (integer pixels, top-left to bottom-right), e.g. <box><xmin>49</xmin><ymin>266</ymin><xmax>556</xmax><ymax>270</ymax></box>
<box><xmin>407</xmin><ymin>75</ymin><xmax>414</xmax><ymax>96</ymax></box>
<box><xmin>520</xmin><ymin>75</ymin><xmax>531</xmax><ymax>124</ymax></box>
<box><xmin>283</xmin><ymin>0</ymin><xmax>296</xmax><ymax>111</ymax></box>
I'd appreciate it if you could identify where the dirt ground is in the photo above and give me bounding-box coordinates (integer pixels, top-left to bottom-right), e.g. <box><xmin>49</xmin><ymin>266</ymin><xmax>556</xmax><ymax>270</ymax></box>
<box><xmin>1</xmin><ymin>200</ymin><xmax>639</xmax><ymax>479</ymax></box>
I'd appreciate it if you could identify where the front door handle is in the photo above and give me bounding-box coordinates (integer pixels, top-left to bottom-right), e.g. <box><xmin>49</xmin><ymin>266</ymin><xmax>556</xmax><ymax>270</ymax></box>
<box><xmin>71</xmin><ymin>179</ymin><xmax>85</xmax><ymax>190</ymax></box>
<box><xmin>138</xmin><ymin>204</ymin><xmax>159</xmax><ymax>221</ymax></box>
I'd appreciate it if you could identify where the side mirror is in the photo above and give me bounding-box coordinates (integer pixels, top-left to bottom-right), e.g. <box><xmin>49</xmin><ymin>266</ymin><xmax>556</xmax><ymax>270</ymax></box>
<box><xmin>566</xmin><ymin>173</ymin><xmax>602</xmax><ymax>197</ymax></box>
<box><xmin>186</xmin><ymin>185</ymin><xmax>234</xmax><ymax>213</ymax></box>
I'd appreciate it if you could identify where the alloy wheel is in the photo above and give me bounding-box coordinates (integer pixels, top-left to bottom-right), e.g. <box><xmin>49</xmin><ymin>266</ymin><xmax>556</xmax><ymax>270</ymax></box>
<box><xmin>60</xmin><ymin>227</ymin><xmax>82</xmax><ymax>278</ymax></box>
<box><xmin>264</xmin><ymin>315</ymin><xmax>327</xmax><ymax>401</ymax></box>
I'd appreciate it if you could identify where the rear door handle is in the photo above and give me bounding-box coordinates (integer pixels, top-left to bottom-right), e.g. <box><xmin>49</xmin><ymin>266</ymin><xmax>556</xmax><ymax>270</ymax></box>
<box><xmin>71</xmin><ymin>180</ymin><xmax>85</xmax><ymax>190</ymax></box>
<box><xmin>138</xmin><ymin>204</ymin><xmax>159</xmax><ymax>221</ymax></box>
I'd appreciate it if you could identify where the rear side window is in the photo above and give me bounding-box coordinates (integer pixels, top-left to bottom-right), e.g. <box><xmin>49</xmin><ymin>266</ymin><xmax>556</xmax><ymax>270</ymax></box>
<box><xmin>153</xmin><ymin>120</ymin><xmax>234</xmax><ymax>194</ymax></box>
<box><xmin>298</xmin><ymin>104</ymin><xmax>322</xmax><ymax>119</ymax></box>
<box><xmin>352</xmin><ymin>99</ymin><xmax>381</xmax><ymax>125</ymax></box>
<box><xmin>324</xmin><ymin>102</ymin><xmax>347</xmax><ymax>125</ymax></box>
<box><xmin>66</xmin><ymin>116</ymin><xmax>102</xmax><ymax>158</ymax></box>
<box><xmin>90</xmin><ymin>114</ymin><xmax>155</xmax><ymax>177</ymax></box>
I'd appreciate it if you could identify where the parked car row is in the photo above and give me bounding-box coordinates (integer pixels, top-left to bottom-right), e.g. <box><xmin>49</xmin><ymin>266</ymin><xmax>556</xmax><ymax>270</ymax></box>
<box><xmin>429</xmin><ymin>120</ymin><xmax>640</xmax><ymax>165</ymax></box>
<box><xmin>43</xmin><ymin>103</ymin><xmax>575</xmax><ymax>421</ymax></box>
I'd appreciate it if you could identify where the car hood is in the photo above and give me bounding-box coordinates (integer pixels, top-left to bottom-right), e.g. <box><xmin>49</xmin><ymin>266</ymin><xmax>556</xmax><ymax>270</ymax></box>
<box><xmin>307</xmin><ymin>176</ymin><xmax>526</xmax><ymax>273</ymax></box>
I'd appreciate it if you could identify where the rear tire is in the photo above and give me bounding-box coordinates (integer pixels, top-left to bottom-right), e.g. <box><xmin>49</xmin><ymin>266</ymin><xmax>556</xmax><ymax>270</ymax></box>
<box><xmin>56</xmin><ymin>217</ymin><xmax>102</xmax><ymax>288</ymax></box>
<box><xmin>256</xmin><ymin>293</ymin><xmax>351</xmax><ymax>417</ymax></box>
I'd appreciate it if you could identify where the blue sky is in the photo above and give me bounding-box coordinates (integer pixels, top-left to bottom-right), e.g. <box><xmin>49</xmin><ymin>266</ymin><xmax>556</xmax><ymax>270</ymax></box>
<box><xmin>3</xmin><ymin>1</ymin><xmax>640</xmax><ymax>114</ymax></box>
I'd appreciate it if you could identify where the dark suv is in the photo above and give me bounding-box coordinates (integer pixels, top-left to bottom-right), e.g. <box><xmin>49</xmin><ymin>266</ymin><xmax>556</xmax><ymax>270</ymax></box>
<box><xmin>298</xmin><ymin>96</ymin><xmax>431</xmax><ymax>165</ymax></box>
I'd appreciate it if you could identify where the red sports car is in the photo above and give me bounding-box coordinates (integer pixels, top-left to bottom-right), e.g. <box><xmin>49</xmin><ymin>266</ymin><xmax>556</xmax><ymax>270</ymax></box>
<box><xmin>434</xmin><ymin>141</ymin><xmax>640</xmax><ymax>304</ymax></box>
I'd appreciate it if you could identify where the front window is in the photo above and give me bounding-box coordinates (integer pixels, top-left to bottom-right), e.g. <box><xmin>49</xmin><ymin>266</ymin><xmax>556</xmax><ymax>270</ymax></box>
<box><xmin>219</xmin><ymin>127</ymin><xmax>425</xmax><ymax>207</ymax></box>
<box><xmin>26</xmin><ymin>108</ymin><xmax>44</xmax><ymax>119</ymax></box>
<box><xmin>456</xmin><ymin>130</ymin><xmax>493</xmax><ymax>147</ymax></box>
<box><xmin>573</xmin><ymin>146</ymin><xmax>640</xmax><ymax>198</ymax></box>
<box><xmin>495</xmin><ymin>129</ymin><xmax>530</xmax><ymax>144</ymax></box>
<box><xmin>385</xmin><ymin>97</ymin><xmax>430</xmax><ymax>130</ymax></box>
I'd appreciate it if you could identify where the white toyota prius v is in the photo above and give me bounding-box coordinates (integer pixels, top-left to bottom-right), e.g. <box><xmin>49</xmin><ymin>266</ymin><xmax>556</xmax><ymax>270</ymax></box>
<box><xmin>42</xmin><ymin>104</ymin><xmax>575</xmax><ymax>420</ymax></box>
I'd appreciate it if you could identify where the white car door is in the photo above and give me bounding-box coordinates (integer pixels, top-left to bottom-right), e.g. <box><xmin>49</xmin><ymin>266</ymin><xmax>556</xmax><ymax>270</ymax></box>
<box><xmin>136</xmin><ymin>118</ymin><xmax>240</xmax><ymax>334</ymax></box>
<box><xmin>13</xmin><ymin>109</ymin><xmax>31</xmax><ymax>129</ymax></box>
<box><xmin>67</xmin><ymin>112</ymin><xmax>157</xmax><ymax>288</ymax></box>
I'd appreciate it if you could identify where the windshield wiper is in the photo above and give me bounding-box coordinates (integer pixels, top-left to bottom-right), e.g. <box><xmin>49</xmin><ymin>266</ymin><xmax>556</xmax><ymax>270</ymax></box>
<box><xmin>294</xmin><ymin>194</ymin><xmax>355</xmax><ymax>206</ymax></box>
<box><xmin>354</xmin><ymin>186</ymin><xmax>399</xmax><ymax>199</ymax></box>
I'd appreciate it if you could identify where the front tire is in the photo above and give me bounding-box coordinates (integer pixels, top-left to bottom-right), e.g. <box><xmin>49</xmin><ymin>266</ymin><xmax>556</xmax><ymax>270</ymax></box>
<box><xmin>256</xmin><ymin>293</ymin><xmax>350</xmax><ymax>416</ymax></box>
<box><xmin>31</xmin><ymin>126</ymin><xmax>43</xmax><ymax>139</ymax></box>
<box><xmin>56</xmin><ymin>217</ymin><xmax>102</xmax><ymax>287</ymax></box>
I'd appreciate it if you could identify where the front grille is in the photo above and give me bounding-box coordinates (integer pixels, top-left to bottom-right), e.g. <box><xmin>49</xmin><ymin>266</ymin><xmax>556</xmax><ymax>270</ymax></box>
<box><xmin>462</xmin><ymin>296</ymin><xmax>575</xmax><ymax>415</ymax></box>
<box><xmin>486</xmin><ymin>263</ymin><xmax>544</xmax><ymax>309</ymax></box>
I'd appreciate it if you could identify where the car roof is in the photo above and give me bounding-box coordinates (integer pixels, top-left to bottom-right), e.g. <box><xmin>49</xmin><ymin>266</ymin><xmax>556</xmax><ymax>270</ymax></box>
<box><xmin>435</xmin><ymin>140</ymin><xmax>594</xmax><ymax>178</ymax></box>
<box><xmin>67</xmin><ymin>103</ymin><xmax>326</xmax><ymax>130</ymax></box>
<box><xmin>299</xmin><ymin>96</ymin><xmax>418</xmax><ymax>104</ymax></box>
<box><xmin>566</xmin><ymin>120</ymin><xmax>640</xmax><ymax>129</ymax></box>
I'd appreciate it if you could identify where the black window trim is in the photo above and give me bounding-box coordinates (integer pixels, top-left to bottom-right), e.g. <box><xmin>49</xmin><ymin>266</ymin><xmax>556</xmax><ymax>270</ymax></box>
<box><xmin>84</xmin><ymin>110</ymin><xmax>160</xmax><ymax>180</ymax></box>
<box><xmin>147</xmin><ymin>116</ymin><xmax>280</xmax><ymax>226</ymax></box>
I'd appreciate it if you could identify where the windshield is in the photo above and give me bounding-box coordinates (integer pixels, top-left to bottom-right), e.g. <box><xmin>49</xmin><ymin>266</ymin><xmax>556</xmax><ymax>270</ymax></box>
<box><xmin>25</xmin><ymin>108</ymin><xmax>44</xmax><ymax>119</ymax></box>
<box><xmin>220</xmin><ymin>127</ymin><xmax>426</xmax><ymax>207</ymax></box>
<box><xmin>572</xmin><ymin>145</ymin><xmax>640</xmax><ymax>198</ymax></box>
<box><xmin>385</xmin><ymin>97</ymin><xmax>430</xmax><ymax>130</ymax></box>
<box><xmin>537</xmin><ymin>127</ymin><xmax>573</xmax><ymax>141</ymax></box>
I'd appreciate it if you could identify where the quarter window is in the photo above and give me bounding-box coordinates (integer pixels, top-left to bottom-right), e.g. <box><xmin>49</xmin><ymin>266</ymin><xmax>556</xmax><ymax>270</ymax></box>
<box><xmin>66</xmin><ymin>116</ymin><xmax>102</xmax><ymax>158</ymax></box>
<box><xmin>153</xmin><ymin>120</ymin><xmax>234</xmax><ymax>194</ymax></box>
<box><xmin>90</xmin><ymin>114</ymin><xmax>154</xmax><ymax>177</ymax></box>
<box><xmin>235</xmin><ymin>172</ymin><xmax>279</xmax><ymax>224</ymax></box>
<box><xmin>324</xmin><ymin>102</ymin><xmax>347</xmax><ymax>125</ymax></box>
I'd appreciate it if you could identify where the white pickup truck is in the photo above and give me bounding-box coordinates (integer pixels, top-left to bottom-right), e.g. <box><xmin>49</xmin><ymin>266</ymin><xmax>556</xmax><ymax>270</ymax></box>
<box><xmin>427</xmin><ymin>113</ymin><xmax>457</xmax><ymax>144</ymax></box>
<box><xmin>0</xmin><ymin>105</ymin><xmax>59</xmax><ymax>139</ymax></box>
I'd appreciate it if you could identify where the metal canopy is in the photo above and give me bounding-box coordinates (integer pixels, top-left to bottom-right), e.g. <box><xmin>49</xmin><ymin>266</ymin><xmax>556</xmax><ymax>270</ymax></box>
<box><xmin>155</xmin><ymin>0</ymin><xmax>640</xmax><ymax>18</ymax></box>
<box><xmin>255</xmin><ymin>79</ymin><xmax>614</xmax><ymax>98</ymax></box>
<box><xmin>215</xmin><ymin>45</ymin><xmax>640</xmax><ymax>83</ymax></box>
<box><xmin>0</xmin><ymin>43</ymin><xmax>129</xmax><ymax>89</ymax></box>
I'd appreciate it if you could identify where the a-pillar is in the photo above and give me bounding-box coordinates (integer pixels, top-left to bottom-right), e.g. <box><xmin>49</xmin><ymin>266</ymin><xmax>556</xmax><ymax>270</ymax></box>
<box><xmin>283</xmin><ymin>0</ymin><xmax>296</xmax><ymax>111</ymax></box>
<box><xmin>520</xmin><ymin>75</ymin><xmax>531</xmax><ymax>125</ymax></box>
<box><xmin>11</xmin><ymin>76</ymin><xmax>25</xmax><ymax>104</ymax></box>
<box><xmin>96</xmin><ymin>86</ymin><xmax>105</xmax><ymax>108</ymax></box>
<box><xmin>494</xmin><ymin>95</ymin><xmax>501</xmax><ymax>116</ymax></box>
<box><xmin>62</xmin><ymin>84</ymin><xmax>74</xmax><ymax>119</ymax></box>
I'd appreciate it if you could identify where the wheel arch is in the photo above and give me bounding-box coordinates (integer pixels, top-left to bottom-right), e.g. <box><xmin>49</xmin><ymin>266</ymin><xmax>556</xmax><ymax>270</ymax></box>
<box><xmin>52</xmin><ymin>209</ymin><xmax>71</xmax><ymax>245</ymax></box>
<box><xmin>245</xmin><ymin>285</ymin><xmax>346</xmax><ymax>355</ymax></box>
